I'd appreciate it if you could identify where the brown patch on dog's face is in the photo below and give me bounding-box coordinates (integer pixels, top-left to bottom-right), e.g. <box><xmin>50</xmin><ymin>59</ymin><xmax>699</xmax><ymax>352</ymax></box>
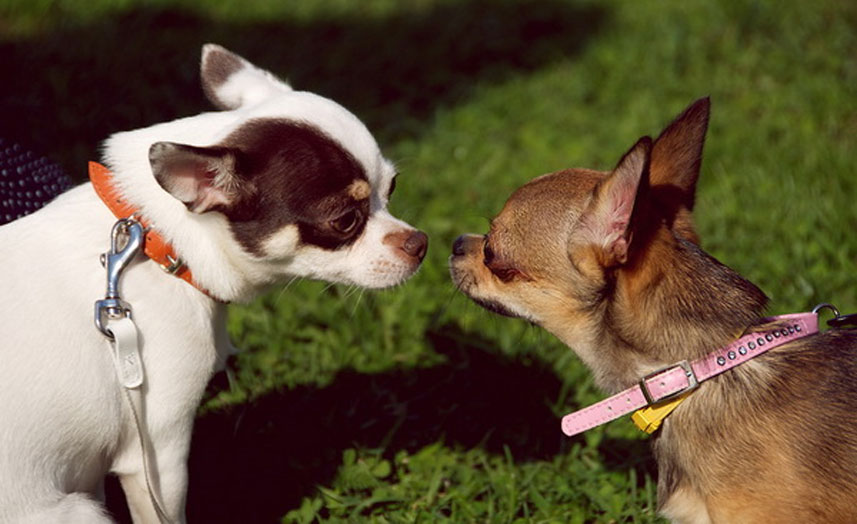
<box><xmin>220</xmin><ymin>119</ymin><xmax>372</xmax><ymax>254</ymax></box>
<box><xmin>151</xmin><ymin>118</ymin><xmax>376</xmax><ymax>256</ymax></box>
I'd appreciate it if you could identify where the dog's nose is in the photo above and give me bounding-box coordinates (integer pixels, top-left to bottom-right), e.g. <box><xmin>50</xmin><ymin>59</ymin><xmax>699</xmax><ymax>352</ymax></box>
<box><xmin>402</xmin><ymin>230</ymin><xmax>428</xmax><ymax>261</ymax></box>
<box><xmin>452</xmin><ymin>235</ymin><xmax>467</xmax><ymax>257</ymax></box>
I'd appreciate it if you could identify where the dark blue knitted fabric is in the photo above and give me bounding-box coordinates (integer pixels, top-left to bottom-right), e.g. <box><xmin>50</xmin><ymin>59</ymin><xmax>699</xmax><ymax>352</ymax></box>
<box><xmin>0</xmin><ymin>138</ymin><xmax>74</xmax><ymax>224</ymax></box>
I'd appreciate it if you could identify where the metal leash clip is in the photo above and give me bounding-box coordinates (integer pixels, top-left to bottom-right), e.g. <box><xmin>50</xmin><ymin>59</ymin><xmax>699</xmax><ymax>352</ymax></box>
<box><xmin>92</xmin><ymin>217</ymin><xmax>170</xmax><ymax>522</ymax></box>
<box><xmin>94</xmin><ymin>218</ymin><xmax>145</xmax><ymax>339</ymax></box>
<box><xmin>812</xmin><ymin>302</ymin><xmax>857</xmax><ymax>329</ymax></box>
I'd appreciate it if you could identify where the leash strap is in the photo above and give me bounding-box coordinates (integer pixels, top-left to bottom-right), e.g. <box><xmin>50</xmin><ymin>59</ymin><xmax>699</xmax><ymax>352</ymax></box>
<box><xmin>109</xmin><ymin>316</ymin><xmax>143</xmax><ymax>389</ymax></box>
<box><xmin>94</xmin><ymin>218</ymin><xmax>173</xmax><ymax>523</ymax></box>
<box><xmin>106</xmin><ymin>317</ymin><xmax>173</xmax><ymax>524</ymax></box>
<box><xmin>561</xmin><ymin>311</ymin><xmax>819</xmax><ymax>436</ymax></box>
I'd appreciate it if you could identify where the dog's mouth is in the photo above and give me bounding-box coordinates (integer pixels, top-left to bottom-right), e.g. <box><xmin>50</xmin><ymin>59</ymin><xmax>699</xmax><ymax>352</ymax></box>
<box><xmin>449</xmin><ymin>262</ymin><xmax>519</xmax><ymax>319</ymax></box>
<box><xmin>471</xmin><ymin>296</ymin><xmax>519</xmax><ymax>318</ymax></box>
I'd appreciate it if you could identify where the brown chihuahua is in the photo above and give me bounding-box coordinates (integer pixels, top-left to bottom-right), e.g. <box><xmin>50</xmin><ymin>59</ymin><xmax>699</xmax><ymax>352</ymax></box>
<box><xmin>449</xmin><ymin>98</ymin><xmax>857</xmax><ymax>523</ymax></box>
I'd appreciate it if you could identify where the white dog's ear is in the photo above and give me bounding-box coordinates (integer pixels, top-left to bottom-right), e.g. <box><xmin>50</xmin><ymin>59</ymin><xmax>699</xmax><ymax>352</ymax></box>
<box><xmin>149</xmin><ymin>142</ymin><xmax>253</xmax><ymax>213</ymax></box>
<box><xmin>200</xmin><ymin>44</ymin><xmax>292</xmax><ymax>110</ymax></box>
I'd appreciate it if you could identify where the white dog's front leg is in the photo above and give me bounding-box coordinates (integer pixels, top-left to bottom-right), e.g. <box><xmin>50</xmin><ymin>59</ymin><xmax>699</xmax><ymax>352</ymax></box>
<box><xmin>120</xmin><ymin>459</ymin><xmax>188</xmax><ymax>524</ymax></box>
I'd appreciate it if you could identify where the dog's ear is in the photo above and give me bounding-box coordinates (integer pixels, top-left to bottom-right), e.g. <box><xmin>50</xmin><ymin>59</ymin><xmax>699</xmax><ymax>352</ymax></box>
<box><xmin>200</xmin><ymin>44</ymin><xmax>292</xmax><ymax>111</ymax></box>
<box><xmin>576</xmin><ymin>136</ymin><xmax>652</xmax><ymax>267</ymax></box>
<box><xmin>150</xmin><ymin>142</ymin><xmax>252</xmax><ymax>213</ymax></box>
<box><xmin>649</xmin><ymin>97</ymin><xmax>710</xmax><ymax>243</ymax></box>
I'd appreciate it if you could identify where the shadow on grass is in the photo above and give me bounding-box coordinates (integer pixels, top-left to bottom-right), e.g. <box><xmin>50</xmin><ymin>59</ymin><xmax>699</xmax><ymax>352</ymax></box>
<box><xmin>188</xmin><ymin>324</ymin><xmax>568</xmax><ymax>521</ymax></box>
<box><xmin>106</xmin><ymin>323</ymin><xmax>655</xmax><ymax>522</ymax></box>
<box><xmin>0</xmin><ymin>0</ymin><xmax>605</xmax><ymax>181</ymax></box>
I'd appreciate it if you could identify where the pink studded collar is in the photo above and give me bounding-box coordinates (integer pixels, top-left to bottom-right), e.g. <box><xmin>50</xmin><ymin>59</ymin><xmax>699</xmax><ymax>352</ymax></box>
<box><xmin>560</xmin><ymin>311</ymin><xmax>821</xmax><ymax>437</ymax></box>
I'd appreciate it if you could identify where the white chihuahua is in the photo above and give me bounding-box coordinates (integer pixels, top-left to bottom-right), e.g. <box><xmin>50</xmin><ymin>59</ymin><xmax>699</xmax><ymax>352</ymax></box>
<box><xmin>0</xmin><ymin>45</ymin><xmax>426</xmax><ymax>523</ymax></box>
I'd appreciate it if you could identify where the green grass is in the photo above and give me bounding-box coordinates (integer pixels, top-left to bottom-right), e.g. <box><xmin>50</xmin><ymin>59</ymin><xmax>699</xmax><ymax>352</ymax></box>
<box><xmin>2</xmin><ymin>0</ymin><xmax>856</xmax><ymax>522</ymax></box>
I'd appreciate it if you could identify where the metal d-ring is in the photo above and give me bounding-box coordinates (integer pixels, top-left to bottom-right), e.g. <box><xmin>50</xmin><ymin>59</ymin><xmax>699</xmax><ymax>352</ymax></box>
<box><xmin>812</xmin><ymin>302</ymin><xmax>840</xmax><ymax>318</ymax></box>
<box><xmin>812</xmin><ymin>302</ymin><xmax>857</xmax><ymax>329</ymax></box>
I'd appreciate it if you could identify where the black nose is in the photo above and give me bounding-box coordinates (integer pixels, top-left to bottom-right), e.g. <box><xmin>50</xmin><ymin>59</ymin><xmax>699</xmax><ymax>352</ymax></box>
<box><xmin>403</xmin><ymin>230</ymin><xmax>428</xmax><ymax>261</ymax></box>
<box><xmin>452</xmin><ymin>235</ymin><xmax>467</xmax><ymax>256</ymax></box>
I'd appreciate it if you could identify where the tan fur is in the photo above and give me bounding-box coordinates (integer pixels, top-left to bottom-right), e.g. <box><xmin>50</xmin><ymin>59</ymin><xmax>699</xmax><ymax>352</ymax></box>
<box><xmin>346</xmin><ymin>179</ymin><xmax>370</xmax><ymax>200</ymax></box>
<box><xmin>449</xmin><ymin>98</ymin><xmax>857</xmax><ymax>523</ymax></box>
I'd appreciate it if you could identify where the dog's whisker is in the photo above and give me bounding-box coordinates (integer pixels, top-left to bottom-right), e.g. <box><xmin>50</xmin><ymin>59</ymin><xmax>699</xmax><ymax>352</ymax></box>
<box><xmin>429</xmin><ymin>286</ymin><xmax>465</xmax><ymax>328</ymax></box>
<box><xmin>343</xmin><ymin>283</ymin><xmax>361</xmax><ymax>299</ymax></box>
<box><xmin>274</xmin><ymin>275</ymin><xmax>302</xmax><ymax>305</ymax></box>
<box><xmin>349</xmin><ymin>289</ymin><xmax>367</xmax><ymax>317</ymax></box>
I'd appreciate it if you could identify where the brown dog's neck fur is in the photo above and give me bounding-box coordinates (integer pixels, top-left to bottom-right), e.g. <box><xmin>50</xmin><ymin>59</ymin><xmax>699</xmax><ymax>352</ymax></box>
<box><xmin>555</xmin><ymin>225</ymin><xmax>769</xmax><ymax>393</ymax></box>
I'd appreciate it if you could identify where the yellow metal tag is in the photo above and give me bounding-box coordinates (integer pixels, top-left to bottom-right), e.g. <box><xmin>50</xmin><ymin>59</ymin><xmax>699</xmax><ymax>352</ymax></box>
<box><xmin>631</xmin><ymin>394</ymin><xmax>690</xmax><ymax>434</ymax></box>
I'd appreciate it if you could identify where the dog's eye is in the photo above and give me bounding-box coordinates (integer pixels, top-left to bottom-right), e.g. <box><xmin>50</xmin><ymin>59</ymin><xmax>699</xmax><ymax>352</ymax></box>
<box><xmin>387</xmin><ymin>176</ymin><xmax>397</xmax><ymax>199</ymax></box>
<box><xmin>491</xmin><ymin>266</ymin><xmax>521</xmax><ymax>282</ymax></box>
<box><xmin>483</xmin><ymin>242</ymin><xmax>521</xmax><ymax>282</ymax></box>
<box><xmin>483</xmin><ymin>243</ymin><xmax>495</xmax><ymax>265</ymax></box>
<box><xmin>331</xmin><ymin>210</ymin><xmax>360</xmax><ymax>234</ymax></box>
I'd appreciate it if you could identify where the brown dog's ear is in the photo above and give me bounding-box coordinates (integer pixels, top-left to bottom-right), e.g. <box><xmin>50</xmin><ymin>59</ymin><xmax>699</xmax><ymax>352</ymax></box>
<box><xmin>149</xmin><ymin>142</ymin><xmax>252</xmax><ymax>213</ymax></box>
<box><xmin>577</xmin><ymin>136</ymin><xmax>652</xmax><ymax>267</ymax></box>
<box><xmin>650</xmin><ymin>97</ymin><xmax>710</xmax><ymax>243</ymax></box>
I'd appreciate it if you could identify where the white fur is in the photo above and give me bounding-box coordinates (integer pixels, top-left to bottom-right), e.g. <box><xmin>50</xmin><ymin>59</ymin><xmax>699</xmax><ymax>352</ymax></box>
<box><xmin>660</xmin><ymin>488</ymin><xmax>712</xmax><ymax>524</ymax></box>
<box><xmin>201</xmin><ymin>43</ymin><xmax>294</xmax><ymax>109</ymax></box>
<box><xmin>277</xmin><ymin>210</ymin><xmax>421</xmax><ymax>288</ymax></box>
<box><xmin>0</xmin><ymin>46</ymin><xmax>420</xmax><ymax>522</ymax></box>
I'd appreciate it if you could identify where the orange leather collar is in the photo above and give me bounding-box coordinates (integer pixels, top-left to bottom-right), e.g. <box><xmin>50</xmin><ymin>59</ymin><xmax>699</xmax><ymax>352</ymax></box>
<box><xmin>89</xmin><ymin>161</ymin><xmax>214</xmax><ymax>298</ymax></box>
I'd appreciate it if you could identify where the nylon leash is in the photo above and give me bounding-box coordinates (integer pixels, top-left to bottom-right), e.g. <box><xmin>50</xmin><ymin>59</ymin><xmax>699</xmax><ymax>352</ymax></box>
<box><xmin>95</xmin><ymin>218</ymin><xmax>172</xmax><ymax>524</ymax></box>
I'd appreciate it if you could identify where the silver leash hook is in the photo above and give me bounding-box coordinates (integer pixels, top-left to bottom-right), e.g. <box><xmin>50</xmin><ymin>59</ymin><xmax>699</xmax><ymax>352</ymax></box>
<box><xmin>812</xmin><ymin>302</ymin><xmax>840</xmax><ymax>318</ymax></box>
<box><xmin>813</xmin><ymin>302</ymin><xmax>857</xmax><ymax>329</ymax></box>
<box><xmin>94</xmin><ymin>218</ymin><xmax>145</xmax><ymax>339</ymax></box>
